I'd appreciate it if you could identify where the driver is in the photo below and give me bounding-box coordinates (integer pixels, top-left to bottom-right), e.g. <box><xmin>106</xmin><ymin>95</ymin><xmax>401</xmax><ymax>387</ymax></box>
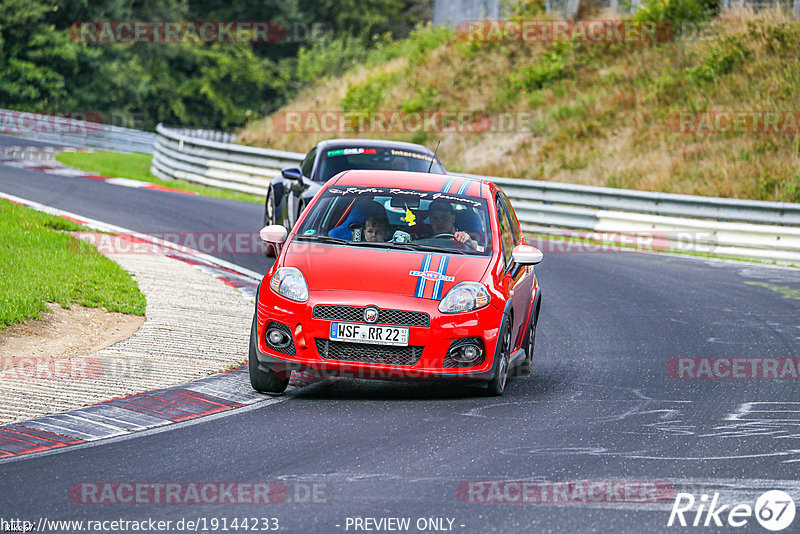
<box><xmin>428</xmin><ymin>201</ymin><xmax>478</xmax><ymax>250</ymax></box>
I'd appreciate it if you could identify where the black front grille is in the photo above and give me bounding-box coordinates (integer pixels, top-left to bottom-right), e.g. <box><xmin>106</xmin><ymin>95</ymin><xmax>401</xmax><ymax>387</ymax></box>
<box><xmin>266</xmin><ymin>322</ymin><xmax>296</xmax><ymax>356</ymax></box>
<box><xmin>315</xmin><ymin>339</ymin><xmax>423</xmax><ymax>366</ymax></box>
<box><xmin>313</xmin><ymin>305</ymin><xmax>429</xmax><ymax>327</ymax></box>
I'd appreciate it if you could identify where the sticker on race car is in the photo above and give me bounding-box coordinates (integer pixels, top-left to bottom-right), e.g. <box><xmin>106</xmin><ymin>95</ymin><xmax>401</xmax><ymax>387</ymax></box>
<box><xmin>326</xmin><ymin>148</ymin><xmax>377</xmax><ymax>157</ymax></box>
<box><xmin>303</xmin><ymin>229</ymin><xmax>316</xmax><ymax>235</ymax></box>
<box><xmin>389</xmin><ymin>149</ymin><xmax>433</xmax><ymax>162</ymax></box>
<box><xmin>411</xmin><ymin>254</ymin><xmax>455</xmax><ymax>299</ymax></box>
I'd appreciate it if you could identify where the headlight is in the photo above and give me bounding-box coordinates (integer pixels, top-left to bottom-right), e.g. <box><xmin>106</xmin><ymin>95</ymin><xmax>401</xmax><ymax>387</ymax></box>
<box><xmin>270</xmin><ymin>267</ymin><xmax>308</xmax><ymax>302</ymax></box>
<box><xmin>438</xmin><ymin>282</ymin><xmax>490</xmax><ymax>313</ymax></box>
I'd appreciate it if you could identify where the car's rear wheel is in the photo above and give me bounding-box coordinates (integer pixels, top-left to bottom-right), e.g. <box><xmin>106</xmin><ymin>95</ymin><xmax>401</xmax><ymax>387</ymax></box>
<box><xmin>264</xmin><ymin>187</ymin><xmax>277</xmax><ymax>257</ymax></box>
<box><xmin>514</xmin><ymin>310</ymin><xmax>536</xmax><ymax>377</ymax></box>
<box><xmin>486</xmin><ymin>316</ymin><xmax>512</xmax><ymax>396</ymax></box>
<box><xmin>248</xmin><ymin>318</ymin><xmax>289</xmax><ymax>394</ymax></box>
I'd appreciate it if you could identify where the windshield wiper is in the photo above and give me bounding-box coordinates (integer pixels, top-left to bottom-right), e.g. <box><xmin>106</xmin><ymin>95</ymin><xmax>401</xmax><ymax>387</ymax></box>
<box><xmin>294</xmin><ymin>235</ymin><xmax>474</xmax><ymax>255</ymax></box>
<box><xmin>294</xmin><ymin>235</ymin><xmax>349</xmax><ymax>245</ymax></box>
<box><xmin>384</xmin><ymin>242</ymin><xmax>471</xmax><ymax>255</ymax></box>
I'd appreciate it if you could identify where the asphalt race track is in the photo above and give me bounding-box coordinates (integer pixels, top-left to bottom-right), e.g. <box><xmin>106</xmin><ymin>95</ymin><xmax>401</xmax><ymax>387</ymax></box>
<box><xmin>1</xmin><ymin>135</ymin><xmax>799</xmax><ymax>533</ymax></box>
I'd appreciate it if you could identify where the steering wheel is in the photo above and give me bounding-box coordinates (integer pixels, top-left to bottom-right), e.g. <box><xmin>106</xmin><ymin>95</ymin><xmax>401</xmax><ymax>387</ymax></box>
<box><xmin>431</xmin><ymin>233</ymin><xmax>473</xmax><ymax>250</ymax></box>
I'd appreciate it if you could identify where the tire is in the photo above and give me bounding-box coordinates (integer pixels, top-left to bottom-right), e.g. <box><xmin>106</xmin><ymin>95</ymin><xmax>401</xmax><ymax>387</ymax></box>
<box><xmin>486</xmin><ymin>316</ymin><xmax>512</xmax><ymax>396</ymax></box>
<box><xmin>248</xmin><ymin>318</ymin><xmax>289</xmax><ymax>394</ymax></box>
<box><xmin>514</xmin><ymin>310</ymin><xmax>536</xmax><ymax>377</ymax></box>
<box><xmin>263</xmin><ymin>187</ymin><xmax>277</xmax><ymax>257</ymax></box>
<box><xmin>264</xmin><ymin>187</ymin><xmax>275</xmax><ymax>227</ymax></box>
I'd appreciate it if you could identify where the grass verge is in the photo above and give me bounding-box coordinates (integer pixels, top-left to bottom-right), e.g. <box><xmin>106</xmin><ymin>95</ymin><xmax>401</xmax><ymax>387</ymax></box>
<box><xmin>0</xmin><ymin>199</ymin><xmax>146</xmax><ymax>329</ymax></box>
<box><xmin>55</xmin><ymin>151</ymin><xmax>263</xmax><ymax>204</ymax></box>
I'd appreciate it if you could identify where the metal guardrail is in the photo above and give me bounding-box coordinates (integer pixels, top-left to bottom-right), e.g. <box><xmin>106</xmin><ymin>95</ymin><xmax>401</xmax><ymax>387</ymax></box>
<box><xmin>0</xmin><ymin>108</ymin><xmax>155</xmax><ymax>153</ymax></box>
<box><xmin>152</xmin><ymin>127</ymin><xmax>799</xmax><ymax>264</ymax></box>
<box><xmin>151</xmin><ymin>124</ymin><xmax>304</xmax><ymax>196</ymax></box>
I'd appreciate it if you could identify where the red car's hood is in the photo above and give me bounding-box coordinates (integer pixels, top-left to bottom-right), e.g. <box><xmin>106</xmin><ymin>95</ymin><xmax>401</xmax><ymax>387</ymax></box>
<box><xmin>283</xmin><ymin>242</ymin><xmax>490</xmax><ymax>299</ymax></box>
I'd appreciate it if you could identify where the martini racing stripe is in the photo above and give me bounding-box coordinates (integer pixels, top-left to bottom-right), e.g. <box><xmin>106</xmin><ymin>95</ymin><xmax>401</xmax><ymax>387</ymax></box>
<box><xmin>414</xmin><ymin>254</ymin><xmax>433</xmax><ymax>298</ymax></box>
<box><xmin>441</xmin><ymin>177</ymin><xmax>456</xmax><ymax>193</ymax></box>
<box><xmin>432</xmin><ymin>255</ymin><xmax>450</xmax><ymax>300</ymax></box>
<box><xmin>457</xmin><ymin>179</ymin><xmax>473</xmax><ymax>195</ymax></box>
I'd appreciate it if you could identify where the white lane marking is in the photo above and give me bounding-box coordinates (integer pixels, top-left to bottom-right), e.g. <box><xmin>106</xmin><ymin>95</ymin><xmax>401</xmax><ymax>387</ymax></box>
<box><xmin>104</xmin><ymin>177</ymin><xmax>149</xmax><ymax>188</ymax></box>
<box><xmin>0</xmin><ymin>191</ymin><xmax>262</xmax><ymax>281</ymax></box>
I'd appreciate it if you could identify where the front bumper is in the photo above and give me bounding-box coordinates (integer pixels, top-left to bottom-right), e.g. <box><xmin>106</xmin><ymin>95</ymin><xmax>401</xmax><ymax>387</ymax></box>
<box><xmin>253</xmin><ymin>290</ymin><xmax>504</xmax><ymax>381</ymax></box>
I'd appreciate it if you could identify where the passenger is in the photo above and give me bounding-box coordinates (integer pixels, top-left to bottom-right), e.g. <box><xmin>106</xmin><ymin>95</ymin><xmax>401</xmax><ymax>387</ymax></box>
<box><xmin>364</xmin><ymin>213</ymin><xmax>391</xmax><ymax>242</ymax></box>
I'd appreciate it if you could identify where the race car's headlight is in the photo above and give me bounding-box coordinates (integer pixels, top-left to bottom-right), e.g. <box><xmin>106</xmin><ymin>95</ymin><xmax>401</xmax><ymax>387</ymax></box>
<box><xmin>270</xmin><ymin>267</ymin><xmax>308</xmax><ymax>302</ymax></box>
<box><xmin>438</xmin><ymin>282</ymin><xmax>490</xmax><ymax>313</ymax></box>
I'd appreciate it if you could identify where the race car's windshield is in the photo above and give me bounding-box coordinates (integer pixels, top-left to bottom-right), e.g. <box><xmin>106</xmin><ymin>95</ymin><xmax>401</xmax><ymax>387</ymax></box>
<box><xmin>315</xmin><ymin>147</ymin><xmax>446</xmax><ymax>182</ymax></box>
<box><xmin>296</xmin><ymin>186</ymin><xmax>493</xmax><ymax>256</ymax></box>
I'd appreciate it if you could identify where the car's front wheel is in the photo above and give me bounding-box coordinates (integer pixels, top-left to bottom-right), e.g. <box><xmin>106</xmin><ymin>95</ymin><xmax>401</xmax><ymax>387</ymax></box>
<box><xmin>486</xmin><ymin>316</ymin><xmax>512</xmax><ymax>396</ymax></box>
<box><xmin>248</xmin><ymin>318</ymin><xmax>289</xmax><ymax>394</ymax></box>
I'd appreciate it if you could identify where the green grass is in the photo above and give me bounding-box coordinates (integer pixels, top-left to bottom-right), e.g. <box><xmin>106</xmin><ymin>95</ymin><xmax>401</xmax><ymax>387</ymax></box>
<box><xmin>0</xmin><ymin>200</ymin><xmax>146</xmax><ymax>329</ymax></box>
<box><xmin>55</xmin><ymin>151</ymin><xmax>263</xmax><ymax>204</ymax></box>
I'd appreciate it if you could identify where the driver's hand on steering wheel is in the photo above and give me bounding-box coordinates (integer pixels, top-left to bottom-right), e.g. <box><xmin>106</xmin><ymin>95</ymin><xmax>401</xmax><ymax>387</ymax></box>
<box><xmin>454</xmin><ymin>231</ymin><xmax>477</xmax><ymax>250</ymax></box>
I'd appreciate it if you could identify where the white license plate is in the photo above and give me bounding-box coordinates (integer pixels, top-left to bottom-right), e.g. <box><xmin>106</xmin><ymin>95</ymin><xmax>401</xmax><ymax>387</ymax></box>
<box><xmin>329</xmin><ymin>322</ymin><xmax>409</xmax><ymax>346</ymax></box>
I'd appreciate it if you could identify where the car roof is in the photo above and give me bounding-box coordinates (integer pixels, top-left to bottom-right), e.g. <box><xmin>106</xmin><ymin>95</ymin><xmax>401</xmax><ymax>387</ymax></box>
<box><xmin>331</xmin><ymin>170</ymin><xmax>493</xmax><ymax>198</ymax></box>
<box><xmin>315</xmin><ymin>138</ymin><xmax>438</xmax><ymax>156</ymax></box>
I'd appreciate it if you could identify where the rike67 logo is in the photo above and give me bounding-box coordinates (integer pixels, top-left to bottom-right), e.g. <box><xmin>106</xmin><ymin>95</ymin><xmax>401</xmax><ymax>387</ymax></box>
<box><xmin>668</xmin><ymin>490</ymin><xmax>796</xmax><ymax>531</ymax></box>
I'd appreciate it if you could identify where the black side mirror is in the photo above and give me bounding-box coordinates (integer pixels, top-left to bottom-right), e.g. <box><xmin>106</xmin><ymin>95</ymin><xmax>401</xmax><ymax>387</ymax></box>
<box><xmin>281</xmin><ymin>167</ymin><xmax>303</xmax><ymax>180</ymax></box>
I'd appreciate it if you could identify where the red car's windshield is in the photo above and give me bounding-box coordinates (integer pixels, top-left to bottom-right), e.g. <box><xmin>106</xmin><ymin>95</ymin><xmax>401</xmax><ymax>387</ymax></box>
<box><xmin>296</xmin><ymin>186</ymin><xmax>493</xmax><ymax>256</ymax></box>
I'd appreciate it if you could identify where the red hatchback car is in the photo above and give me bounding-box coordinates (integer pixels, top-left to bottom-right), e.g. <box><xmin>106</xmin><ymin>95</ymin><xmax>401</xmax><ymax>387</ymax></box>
<box><xmin>250</xmin><ymin>170</ymin><xmax>543</xmax><ymax>396</ymax></box>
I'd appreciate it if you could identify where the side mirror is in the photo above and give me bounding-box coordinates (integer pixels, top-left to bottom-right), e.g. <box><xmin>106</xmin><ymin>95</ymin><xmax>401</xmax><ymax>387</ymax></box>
<box><xmin>281</xmin><ymin>167</ymin><xmax>303</xmax><ymax>181</ymax></box>
<box><xmin>259</xmin><ymin>225</ymin><xmax>288</xmax><ymax>244</ymax></box>
<box><xmin>512</xmin><ymin>245</ymin><xmax>543</xmax><ymax>265</ymax></box>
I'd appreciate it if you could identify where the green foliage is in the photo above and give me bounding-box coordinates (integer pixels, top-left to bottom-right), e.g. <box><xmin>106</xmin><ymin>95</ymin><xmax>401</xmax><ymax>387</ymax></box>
<box><xmin>403</xmin><ymin>23</ymin><xmax>454</xmax><ymax>65</ymax></box>
<box><xmin>295</xmin><ymin>34</ymin><xmax>371</xmax><ymax>84</ymax></box>
<box><xmin>634</xmin><ymin>0</ymin><xmax>719</xmax><ymax>28</ymax></box>
<box><xmin>401</xmin><ymin>86</ymin><xmax>439</xmax><ymax>112</ymax></box>
<box><xmin>502</xmin><ymin>43</ymin><xmax>573</xmax><ymax>103</ymax></box>
<box><xmin>0</xmin><ymin>0</ymin><xmax>435</xmax><ymax>130</ymax></box>
<box><xmin>685</xmin><ymin>38</ymin><xmax>751</xmax><ymax>83</ymax></box>
<box><xmin>341</xmin><ymin>72</ymin><xmax>394</xmax><ymax>113</ymax></box>
<box><xmin>521</xmin><ymin>51</ymin><xmax>568</xmax><ymax>91</ymax></box>
<box><xmin>505</xmin><ymin>0</ymin><xmax>547</xmax><ymax>18</ymax></box>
